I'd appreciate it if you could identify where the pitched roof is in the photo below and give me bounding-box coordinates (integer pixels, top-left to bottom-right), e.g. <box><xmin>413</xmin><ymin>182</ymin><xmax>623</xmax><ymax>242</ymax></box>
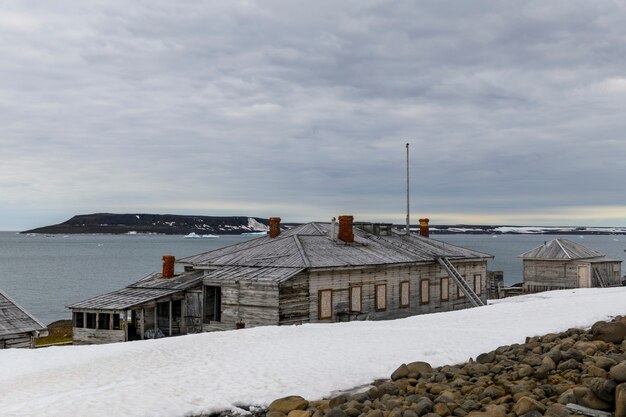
<box><xmin>519</xmin><ymin>238</ymin><xmax>605</xmax><ymax>260</ymax></box>
<box><xmin>68</xmin><ymin>270</ymin><xmax>203</xmax><ymax>310</ymax></box>
<box><xmin>0</xmin><ymin>288</ymin><xmax>47</xmax><ymax>337</ymax></box>
<box><xmin>179</xmin><ymin>222</ymin><xmax>493</xmax><ymax>269</ymax></box>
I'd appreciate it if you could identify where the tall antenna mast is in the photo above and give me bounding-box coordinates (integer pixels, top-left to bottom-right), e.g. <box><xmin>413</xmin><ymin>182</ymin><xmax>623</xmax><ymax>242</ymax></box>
<box><xmin>406</xmin><ymin>142</ymin><xmax>410</xmax><ymax>235</ymax></box>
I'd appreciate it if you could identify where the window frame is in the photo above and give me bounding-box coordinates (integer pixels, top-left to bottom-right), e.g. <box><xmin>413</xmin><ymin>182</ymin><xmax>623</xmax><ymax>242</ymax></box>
<box><xmin>349</xmin><ymin>286</ymin><xmax>362</xmax><ymax>312</ymax></box>
<box><xmin>400</xmin><ymin>281</ymin><xmax>410</xmax><ymax>308</ymax></box>
<box><xmin>375</xmin><ymin>284</ymin><xmax>387</xmax><ymax>312</ymax></box>
<box><xmin>474</xmin><ymin>274</ymin><xmax>482</xmax><ymax>296</ymax></box>
<box><xmin>420</xmin><ymin>279</ymin><xmax>430</xmax><ymax>304</ymax></box>
<box><xmin>318</xmin><ymin>289</ymin><xmax>333</xmax><ymax>320</ymax></box>
<box><xmin>440</xmin><ymin>277</ymin><xmax>450</xmax><ymax>302</ymax></box>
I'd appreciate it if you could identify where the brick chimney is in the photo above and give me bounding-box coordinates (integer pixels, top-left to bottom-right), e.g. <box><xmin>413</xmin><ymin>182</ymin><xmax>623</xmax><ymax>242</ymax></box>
<box><xmin>419</xmin><ymin>218</ymin><xmax>429</xmax><ymax>238</ymax></box>
<box><xmin>268</xmin><ymin>217</ymin><xmax>281</xmax><ymax>238</ymax></box>
<box><xmin>162</xmin><ymin>255</ymin><xmax>175</xmax><ymax>278</ymax></box>
<box><xmin>337</xmin><ymin>215</ymin><xmax>354</xmax><ymax>243</ymax></box>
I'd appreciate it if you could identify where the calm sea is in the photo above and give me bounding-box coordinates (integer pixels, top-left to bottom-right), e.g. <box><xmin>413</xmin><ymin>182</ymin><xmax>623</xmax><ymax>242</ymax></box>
<box><xmin>1</xmin><ymin>231</ymin><xmax>625</xmax><ymax>325</ymax></box>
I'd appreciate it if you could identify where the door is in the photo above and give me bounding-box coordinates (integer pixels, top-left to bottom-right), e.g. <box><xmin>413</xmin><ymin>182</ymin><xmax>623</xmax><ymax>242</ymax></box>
<box><xmin>577</xmin><ymin>265</ymin><xmax>591</xmax><ymax>288</ymax></box>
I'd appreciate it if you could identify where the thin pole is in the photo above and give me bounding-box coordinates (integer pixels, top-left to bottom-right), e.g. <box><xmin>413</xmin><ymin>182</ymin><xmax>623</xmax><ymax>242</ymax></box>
<box><xmin>406</xmin><ymin>143</ymin><xmax>410</xmax><ymax>235</ymax></box>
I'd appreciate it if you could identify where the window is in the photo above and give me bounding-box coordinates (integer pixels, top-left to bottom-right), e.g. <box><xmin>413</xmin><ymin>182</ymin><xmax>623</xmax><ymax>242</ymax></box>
<box><xmin>420</xmin><ymin>279</ymin><xmax>430</xmax><ymax>304</ymax></box>
<box><xmin>73</xmin><ymin>312</ymin><xmax>84</xmax><ymax>328</ymax></box>
<box><xmin>204</xmin><ymin>286</ymin><xmax>222</xmax><ymax>323</ymax></box>
<box><xmin>112</xmin><ymin>313</ymin><xmax>122</xmax><ymax>330</ymax></box>
<box><xmin>349</xmin><ymin>286</ymin><xmax>362</xmax><ymax>312</ymax></box>
<box><xmin>440</xmin><ymin>278</ymin><xmax>449</xmax><ymax>301</ymax></box>
<box><xmin>457</xmin><ymin>276</ymin><xmax>466</xmax><ymax>299</ymax></box>
<box><xmin>98</xmin><ymin>313</ymin><xmax>110</xmax><ymax>330</ymax></box>
<box><xmin>400</xmin><ymin>281</ymin><xmax>410</xmax><ymax>308</ymax></box>
<box><xmin>375</xmin><ymin>284</ymin><xmax>387</xmax><ymax>311</ymax></box>
<box><xmin>474</xmin><ymin>274</ymin><xmax>482</xmax><ymax>296</ymax></box>
<box><xmin>319</xmin><ymin>289</ymin><xmax>333</xmax><ymax>320</ymax></box>
<box><xmin>86</xmin><ymin>313</ymin><xmax>96</xmax><ymax>329</ymax></box>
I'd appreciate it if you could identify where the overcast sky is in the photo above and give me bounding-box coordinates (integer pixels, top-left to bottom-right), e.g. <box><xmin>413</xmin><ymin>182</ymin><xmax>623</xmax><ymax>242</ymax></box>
<box><xmin>2</xmin><ymin>1</ymin><xmax>626</xmax><ymax>230</ymax></box>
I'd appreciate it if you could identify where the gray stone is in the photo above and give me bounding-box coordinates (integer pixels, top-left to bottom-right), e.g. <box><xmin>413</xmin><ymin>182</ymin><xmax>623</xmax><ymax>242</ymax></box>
<box><xmin>519</xmin><ymin>411</ymin><xmax>543</xmax><ymax>417</ymax></box>
<box><xmin>557</xmin><ymin>359</ymin><xmax>581</xmax><ymax>371</ymax></box>
<box><xmin>610</xmin><ymin>361</ymin><xmax>626</xmax><ymax>383</ymax></box>
<box><xmin>329</xmin><ymin>395</ymin><xmax>348</xmax><ymax>408</ymax></box>
<box><xmin>479</xmin><ymin>385</ymin><xmax>505</xmax><ymax>400</ymax></box>
<box><xmin>518</xmin><ymin>365</ymin><xmax>534</xmax><ymax>378</ymax></box>
<box><xmin>557</xmin><ymin>389</ymin><xmax>576</xmax><ymax>405</ymax></box>
<box><xmin>404</xmin><ymin>411</ymin><xmax>419</xmax><ymax>417</ymax></box>
<box><xmin>476</xmin><ymin>352</ymin><xmax>496</xmax><ymax>364</ymax></box>
<box><xmin>587</xmin><ymin>377</ymin><xmax>616</xmax><ymax>402</ymax></box>
<box><xmin>326</xmin><ymin>408</ymin><xmax>347</xmax><ymax>417</ymax></box>
<box><xmin>415</xmin><ymin>398</ymin><xmax>434</xmax><ymax>416</ymax></box>
<box><xmin>573</xmin><ymin>386</ymin><xmax>611</xmax><ymax>411</ymax></box>
<box><xmin>407</xmin><ymin>361</ymin><xmax>434</xmax><ymax>375</ymax></box>
<box><xmin>561</xmin><ymin>348</ymin><xmax>584</xmax><ymax>363</ymax></box>
<box><xmin>365</xmin><ymin>410</ymin><xmax>384</xmax><ymax>417</ymax></box>
<box><xmin>594</xmin><ymin>356</ymin><xmax>617</xmax><ymax>370</ymax></box>
<box><xmin>344</xmin><ymin>409</ymin><xmax>360</xmax><ymax>417</ymax></box>
<box><xmin>592</xmin><ymin>320</ymin><xmax>626</xmax><ymax>343</ymax></box>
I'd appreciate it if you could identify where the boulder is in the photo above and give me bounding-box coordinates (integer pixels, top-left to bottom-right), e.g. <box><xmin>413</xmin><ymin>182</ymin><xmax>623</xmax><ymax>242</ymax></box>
<box><xmin>476</xmin><ymin>352</ymin><xmax>496</xmax><ymax>364</ymax></box>
<box><xmin>544</xmin><ymin>403</ymin><xmax>569</xmax><ymax>417</ymax></box>
<box><xmin>268</xmin><ymin>396</ymin><xmax>309</xmax><ymax>414</ymax></box>
<box><xmin>592</xmin><ymin>320</ymin><xmax>626</xmax><ymax>343</ymax></box>
<box><xmin>610</xmin><ymin>361</ymin><xmax>626</xmax><ymax>383</ymax></box>
<box><xmin>407</xmin><ymin>361</ymin><xmax>434</xmax><ymax>375</ymax></box>
<box><xmin>616</xmin><ymin>383</ymin><xmax>626</xmax><ymax>417</ymax></box>
<box><xmin>326</xmin><ymin>408</ymin><xmax>347</xmax><ymax>417</ymax></box>
<box><xmin>288</xmin><ymin>411</ymin><xmax>312</xmax><ymax>417</ymax></box>
<box><xmin>587</xmin><ymin>377</ymin><xmax>616</xmax><ymax>402</ymax></box>
<box><xmin>392</xmin><ymin>364</ymin><xmax>410</xmax><ymax>380</ymax></box>
<box><xmin>513</xmin><ymin>397</ymin><xmax>546</xmax><ymax>416</ymax></box>
<box><xmin>573</xmin><ymin>386</ymin><xmax>611</xmax><ymax>411</ymax></box>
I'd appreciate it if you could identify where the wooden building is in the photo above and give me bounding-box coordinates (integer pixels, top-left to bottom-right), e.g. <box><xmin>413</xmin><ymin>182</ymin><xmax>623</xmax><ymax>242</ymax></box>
<box><xmin>68</xmin><ymin>259</ymin><xmax>204</xmax><ymax>345</ymax></box>
<box><xmin>69</xmin><ymin>216</ymin><xmax>493</xmax><ymax>343</ymax></box>
<box><xmin>520</xmin><ymin>238</ymin><xmax>622</xmax><ymax>293</ymax></box>
<box><xmin>0</xmin><ymin>288</ymin><xmax>48</xmax><ymax>348</ymax></box>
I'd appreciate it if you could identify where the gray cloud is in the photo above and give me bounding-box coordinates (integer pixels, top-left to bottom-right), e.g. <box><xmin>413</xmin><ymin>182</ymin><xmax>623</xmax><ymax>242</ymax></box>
<box><xmin>2</xmin><ymin>0</ymin><xmax>626</xmax><ymax>229</ymax></box>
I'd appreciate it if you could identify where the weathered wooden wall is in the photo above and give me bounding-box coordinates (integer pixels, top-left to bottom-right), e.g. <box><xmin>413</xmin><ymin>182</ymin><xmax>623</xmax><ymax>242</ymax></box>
<box><xmin>0</xmin><ymin>333</ymin><xmax>35</xmax><ymax>349</ymax></box>
<box><xmin>184</xmin><ymin>290</ymin><xmax>203</xmax><ymax>333</ymax></box>
<box><xmin>203</xmin><ymin>279</ymin><xmax>279</xmax><ymax>331</ymax></box>
<box><xmin>73</xmin><ymin>328</ymin><xmax>125</xmax><ymax>345</ymax></box>
<box><xmin>523</xmin><ymin>259</ymin><xmax>622</xmax><ymax>293</ymax></box>
<box><xmin>278</xmin><ymin>272</ymin><xmax>309</xmax><ymax>325</ymax></box>
<box><xmin>307</xmin><ymin>260</ymin><xmax>487</xmax><ymax>323</ymax></box>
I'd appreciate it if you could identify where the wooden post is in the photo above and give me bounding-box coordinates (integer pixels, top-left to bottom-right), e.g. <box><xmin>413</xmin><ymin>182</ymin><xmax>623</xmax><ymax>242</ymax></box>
<box><xmin>154</xmin><ymin>306</ymin><xmax>158</xmax><ymax>338</ymax></box>
<box><xmin>124</xmin><ymin>310</ymin><xmax>129</xmax><ymax>341</ymax></box>
<box><xmin>168</xmin><ymin>300</ymin><xmax>172</xmax><ymax>336</ymax></box>
<box><xmin>140</xmin><ymin>309</ymin><xmax>144</xmax><ymax>340</ymax></box>
<box><xmin>181</xmin><ymin>297</ymin><xmax>187</xmax><ymax>334</ymax></box>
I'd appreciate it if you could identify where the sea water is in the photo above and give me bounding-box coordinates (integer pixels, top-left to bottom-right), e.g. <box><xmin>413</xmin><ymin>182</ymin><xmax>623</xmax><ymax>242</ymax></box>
<box><xmin>0</xmin><ymin>231</ymin><xmax>624</xmax><ymax>325</ymax></box>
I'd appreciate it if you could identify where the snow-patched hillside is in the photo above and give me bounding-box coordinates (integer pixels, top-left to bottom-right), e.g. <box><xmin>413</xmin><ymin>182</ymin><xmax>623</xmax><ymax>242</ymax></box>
<box><xmin>1</xmin><ymin>288</ymin><xmax>625</xmax><ymax>417</ymax></box>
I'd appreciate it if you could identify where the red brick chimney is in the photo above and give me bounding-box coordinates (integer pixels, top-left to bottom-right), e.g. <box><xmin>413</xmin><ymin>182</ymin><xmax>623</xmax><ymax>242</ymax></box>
<box><xmin>162</xmin><ymin>255</ymin><xmax>175</xmax><ymax>278</ymax></box>
<box><xmin>337</xmin><ymin>215</ymin><xmax>354</xmax><ymax>243</ymax></box>
<box><xmin>268</xmin><ymin>217</ymin><xmax>281</xmax><ymax>238</ymax></box>
<box><xmin>419</xmin><ymin>218</ymin><xmax>429</xmax><ymax>238</ymax></box>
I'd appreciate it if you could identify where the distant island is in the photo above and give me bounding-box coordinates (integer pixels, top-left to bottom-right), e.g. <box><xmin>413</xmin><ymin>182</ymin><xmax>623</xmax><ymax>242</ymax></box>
<box><xmin>21</xmin><ymin>213</ymin><xmax>270</xmax><ymax>235</ymax></box>
<box><xmin>20</xmin><ymin>213</ymin><xmax>626</xmax><ymax>235</ymax></box>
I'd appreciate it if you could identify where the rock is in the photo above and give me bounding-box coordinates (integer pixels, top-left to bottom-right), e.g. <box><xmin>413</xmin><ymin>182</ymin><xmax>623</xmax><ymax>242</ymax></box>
<box><xmin>408</xmin><ymin>361</ymin><xmax>434</xmax><ymax>376</ymax></box>
<box><xmin>587</xmin><ymin>377</ymin><xmax>616</xmax><ymax>402</ymax></box>
<box><xmin>392</xmin><ymin>364</ymin><xmax>410</xmax><ymax>381</ymax></box>
<box><xmin>573</xmin><ymin>386</ymin><xmax>611</xmax><ymax>411</ymax></box>
<box><xmin>433</xmin><ymin>403</ymin><xmax>451</xmax><ymax>417</ymax></box>
<box><xmin>378</xmin><ymin>381</ymin><xmax>401</xmax><ymax>396</ymax></box>
<box><xmin>557</xmin><ymin>359</ymin><xmax>580</xmax><ymax>371</ymax></box>
<box><xmin>544</xmin><ymin>403</ymin><xmax>569</xmax><ymax>417</ymax></box>
<box><xmin>328</xmin><ymin>395</ymin><xmax>348</xmax><ymax>408</ymax></box>
<box><xmin>344</xmin><ymin>409</ymin><xmax>360</xmax><ymax>417</ymax></box>
<box><xmin>326</xmin><ymin>408</ymin><xmax>346</xmax><ymax>417</ymax></box>
<box><xmin>592</xmin><ymin>320</ymin><xmax>626</xmax><ymax>343</ymax></box>
<box><xmin>415</xmin><ymin>397</ymin><xmax>434</xmax><ymax>416</ymax></box>
<box><xmin>365</xmin><ymin>410</ymin><xmax>384</xmax><ymax>417</ymax></box>
<box><xmin>518</xmin><ymin>411</ymin><xmax>543</xmax><ymax>417</ymax></box>
<box><xmin>561</xmin><ymin>348</ymin><xmax>584</xmax><ymax>363</ymax></box>
<box><xmin>512</xmin><ymin>397</ymin><xmax>546</xmax><ymax>416</ymax></box>
<box><xmin>541</xmin><ymin>356</ymin><xmax>556</xmax><ymax>370</ymax></box>
<box><xmin>480</xmin><ymin>386</ymin><xmax>506</xmax><ymax>400</ymax></box>
<box><xmin>404</xmin><ymin>411</ymin><xmax>419</xmax><ymax>417</ymax></box>
<box><xmin>268</xmin><ymin>396</ymin><xmax>309</xmax><ymax>414</ymax></box>
<box><xmin>616</xmin><ymin>383</ymin><xmax>626</xmax><ymax>417</ymax></box>
<box><xmin>583</xmin><ymin>364</ymin><xmax>607</xmax><ymax>378</ymax></box>
<box><xmin>288</xmin><ymin>411</ymin><xmax>312</xmax><ymax>417</ymax></box>
<box><xmin>610</xmin><ymin>361</ymin><xmax>626</xmax><ymax>383</ymax></box>
<box><xmin>594</xmin><ymin>356</ymin><xmax>617</xmax><ymax>370</ymax></box>
<box><xmin>557</xmin><ymin>389</ymin><xmax>576</xmax><ymax>405</ymax></box>
<box><xmin>268</xmin><ymin>412</ymin><xmax>286</xmax><ymax>417</ymax></box>
<box><xmin>476</xmin><ymin>352</ymin><xmax>496</xmax><ymax>364</ymax></box>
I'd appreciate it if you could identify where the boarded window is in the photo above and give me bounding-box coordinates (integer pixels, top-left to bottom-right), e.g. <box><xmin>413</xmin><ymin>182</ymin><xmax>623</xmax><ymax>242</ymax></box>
<box><xmin>474</xmin><ymin>274</ymin><xmax>482</xmax><ymax>296</ymax></box>
<box><xmin>375</xmin><ymin>284</ymin><xmax>387</xmax><ymax>311</ymax></box>
<box><xmin>440</xmin><ymin>277</ymin><xmax>449</xmax><ymax>301</ymax></box>
<box><xmin>319</xmin><ymin>289</ymin><xmax>333</xmax><ymax>320</ymax></box>
<box><xmin>349</xmin><ymin>286</ymin><xmax>362</xmax><ymax>312</ymax></box>
<box><xmin>458</xmin><ymin>276</ymin><xmax>466</xmax><ymax>298</ymax></box>
<box><xmin>85</xmin><ymin>313</ymin><xmax>96</xmax><ymax>329</ymax></box>
<box><xmin>400</xmin><ymin>281</ymin><xmax>410</xmax><ymax>308</ymax></box>
<box><xmin>420</xmin><ymin>279</ymin><xmax>430</xmax><ymax>304</ymax></box>
<box><xmin>73</xmin><ymin>312</ymin><xmax>84</xmax><ymax>328</ymax></box>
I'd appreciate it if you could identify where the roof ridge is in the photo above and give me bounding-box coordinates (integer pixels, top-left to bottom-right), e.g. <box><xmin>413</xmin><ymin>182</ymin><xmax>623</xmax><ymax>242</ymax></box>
<box><xmin>555</xmin><ymin>239</ymin><xmax>572</xmax><ymax>259</ymax></box>
<box><xmin>293</xmin><ymin>235</ymin><xmax>311</xmax><ymax>268</ymax></box>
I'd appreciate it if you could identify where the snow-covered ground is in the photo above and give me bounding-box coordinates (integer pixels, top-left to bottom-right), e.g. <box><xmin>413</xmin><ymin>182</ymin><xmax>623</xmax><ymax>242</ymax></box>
<box><xmin>1</xmin><ymin>288</ymin><xmax>625</xmax><ymax>417</ymax></box>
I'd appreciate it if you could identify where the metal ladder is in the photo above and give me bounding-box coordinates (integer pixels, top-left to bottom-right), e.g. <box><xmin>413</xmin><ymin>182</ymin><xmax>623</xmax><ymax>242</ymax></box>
<box><xmin>438</xmin><ymin>257</ymin><xmax>485</xmax><ymax>307</ymax></box>
<box><xmin>592</xmin><ymin>267</ymin><xmax>607</xmax><ymax>288</ymax></box>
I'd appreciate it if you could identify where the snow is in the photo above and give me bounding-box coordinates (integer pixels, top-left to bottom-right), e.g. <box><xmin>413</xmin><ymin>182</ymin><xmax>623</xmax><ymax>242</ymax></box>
<box><xmin>1</xmin><ymin>288</ymin><xmax>625</xmax><ymax>417</ymax></box>
<box><xmin>248</xmin><ymin>217</ymin><xmax>269</xmax><ymax>231</ymax></box>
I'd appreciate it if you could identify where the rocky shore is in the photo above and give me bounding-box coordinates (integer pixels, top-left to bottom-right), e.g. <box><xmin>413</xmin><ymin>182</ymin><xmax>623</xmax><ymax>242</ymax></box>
<box><xmin>261</xmin><ymin>315</ymin><xmax>626</xmax><ymax>417</ymax></box>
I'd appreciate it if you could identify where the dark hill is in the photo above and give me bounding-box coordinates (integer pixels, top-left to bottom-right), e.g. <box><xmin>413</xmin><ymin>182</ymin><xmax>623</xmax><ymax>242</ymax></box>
<box><xmin>21</xmin><ymin>213</ymin><xmax>269</xmax><ymax>235</ymax></box>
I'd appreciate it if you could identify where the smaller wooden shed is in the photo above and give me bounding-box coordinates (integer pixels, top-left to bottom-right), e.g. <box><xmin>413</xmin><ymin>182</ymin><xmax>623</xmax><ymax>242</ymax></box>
<box><xmin>520</xmin><ymin>238</ymin><xmax>622</xmax><ymax>293</ymax></box>
<box><xmin>0</xmin><ymin>288</ymin><xmax>48</xmax><ymax>348</ymax></box>
<box><xmin>68</xmin><ymin>266</ymin><xmax>204</xmax><ymax>345</ymax></box>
